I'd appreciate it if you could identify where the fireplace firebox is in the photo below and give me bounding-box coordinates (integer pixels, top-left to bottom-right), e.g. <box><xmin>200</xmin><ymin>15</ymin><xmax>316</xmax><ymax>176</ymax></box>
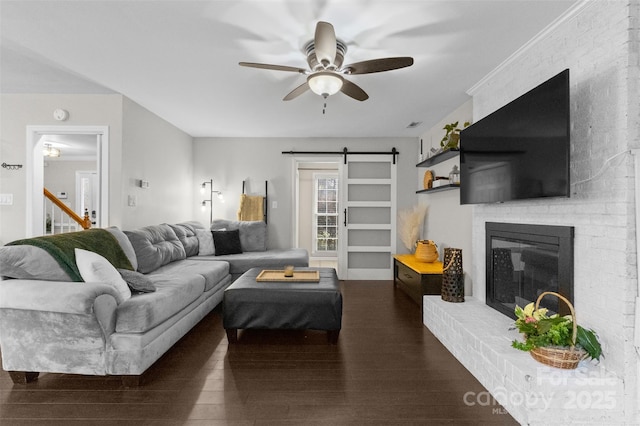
<box><xmin>485</xmin><ymin>222</ymin><xmax>574</xmax><ymax>319</ymax></box>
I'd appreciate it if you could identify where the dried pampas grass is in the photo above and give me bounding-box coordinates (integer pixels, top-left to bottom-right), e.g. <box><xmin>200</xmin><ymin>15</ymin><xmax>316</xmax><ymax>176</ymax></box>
<box><xmin>398</xmin><ymin>204</ymin><xmax>428</xmax><ymax>251</ymax></box>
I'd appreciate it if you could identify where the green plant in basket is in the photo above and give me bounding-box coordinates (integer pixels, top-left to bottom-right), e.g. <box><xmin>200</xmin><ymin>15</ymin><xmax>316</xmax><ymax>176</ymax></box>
<box><xmin>511</xmin><ymin>301</ymin><xmax>603</xmax><ymax>361</ymax></box>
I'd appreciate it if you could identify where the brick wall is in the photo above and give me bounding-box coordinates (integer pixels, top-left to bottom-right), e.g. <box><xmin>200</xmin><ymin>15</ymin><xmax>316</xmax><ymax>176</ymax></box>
<box><xmin>462</xmin><ymin>1</ymin><xmax>638</xmax><ymax>422</ymax></box>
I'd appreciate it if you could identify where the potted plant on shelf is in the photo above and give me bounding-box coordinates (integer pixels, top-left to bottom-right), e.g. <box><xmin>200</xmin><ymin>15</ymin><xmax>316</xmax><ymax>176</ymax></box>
<box><xmin>511</xmin><ymin>291</ymin><xmax>602</xmax><ymax>369</ymax></box>
<box><xmin>440</xmin><ymin>121</ymin><xmax>470</xmax><ymax>150</ymax></box>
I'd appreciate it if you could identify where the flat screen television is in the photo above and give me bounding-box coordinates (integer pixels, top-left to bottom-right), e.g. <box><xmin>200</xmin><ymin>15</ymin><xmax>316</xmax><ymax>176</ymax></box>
<box><xmin>460</xmin><ymin>69</ymin><xmax>570</xmax><ymax>204</ymax></box>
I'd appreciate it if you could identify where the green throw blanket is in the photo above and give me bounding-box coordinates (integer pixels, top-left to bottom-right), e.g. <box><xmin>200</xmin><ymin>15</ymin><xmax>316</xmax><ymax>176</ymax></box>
<box><xmin>8</xmin><ymin>229</ymin><xmax>134</xmax><ymax>282</ymax></box>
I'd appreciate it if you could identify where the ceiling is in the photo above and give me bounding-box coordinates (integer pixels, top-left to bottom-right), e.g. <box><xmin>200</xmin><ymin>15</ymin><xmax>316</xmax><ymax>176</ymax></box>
<box><xmin>1</xmin><ymin>0</ymin><xmax>578</xmax><ymax>139</ymax></box>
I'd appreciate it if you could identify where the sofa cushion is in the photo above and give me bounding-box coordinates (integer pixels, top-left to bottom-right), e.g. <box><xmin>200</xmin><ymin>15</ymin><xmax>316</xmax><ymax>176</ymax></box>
<box><xmin>106</xmin><ymin>226</ymin><xmax>138</xmax><ymax>271</ymax></box>
<box><xmin>211</xmin><ymin>219</ymin><xmax>266</xmax><ymax>252</ymax></box>
<box><xmin>195</xmin><ymin>248</ymin><xmax>309</xmax><ymax>275</ymax></box>
<box><xmin>0</xmin><ymin>245</ymin><xmax>72</xmax><ymax>281</ymax></box>
<box><xmin>168</xmin><ymin>222</ymin><xmax>203</xmax><ymax>257</ymax></box>
<box><xmin>213</xmin><ymin>230</ymin><xmax>243</xmax><ymax>255</ymax></box>
<box><xmin>115</xmin><ymin>273</ymin><xmax>205</xmax><ymax>333</ymax></box>
<box><xmin>124</xmin><ymin>224</ymin><xmax>186</xmax><ymax>274</ymax></box>
<box><xmin>148</xmin><ymin>259</ymin><xmax>229</xmax><ymax>292</ymax></box>
<box><xmin>75</xmin><ymin>249</ymin><xmax>131</xmax><ymax>304</ymax></box>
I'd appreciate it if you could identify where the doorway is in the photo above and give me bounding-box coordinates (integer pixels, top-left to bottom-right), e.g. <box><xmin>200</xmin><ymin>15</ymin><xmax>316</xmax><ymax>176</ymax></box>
<box><xmin>26</xmin><ymin>125</ymin><xmax>109</xmax><ymax>237</ymax></box>
<box><xmin>76</xmin><ymin>171</ymin><xmax>99</xmax><ymax>226</ymax></box>
<box><xmin>294</xmin><ymin>159</ymin><xmax>340</xmax><ymax>273</ymax></box>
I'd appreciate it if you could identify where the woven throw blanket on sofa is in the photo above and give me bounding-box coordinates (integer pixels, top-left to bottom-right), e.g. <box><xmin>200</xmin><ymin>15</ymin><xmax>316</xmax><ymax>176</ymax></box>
<box><xmin>7</xmin><ymin>229</ymin><xmax>133</xmax><ymax>281</ymax></box>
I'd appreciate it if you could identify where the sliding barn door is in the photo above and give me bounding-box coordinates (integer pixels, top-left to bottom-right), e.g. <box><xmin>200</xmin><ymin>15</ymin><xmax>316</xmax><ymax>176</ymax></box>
<box><xmin>338</xmin><ymin>155</ymin><xmax>396</xmax><ymax>280</ymax></box>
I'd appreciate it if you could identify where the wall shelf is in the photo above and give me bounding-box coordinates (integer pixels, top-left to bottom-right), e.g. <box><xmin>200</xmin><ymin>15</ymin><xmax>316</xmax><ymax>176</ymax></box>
<box><xmin>416</xmin><ymin>148</ymin><xmax>459</xmax><ymax>168</ymax></box>
<box><xmin>416</xmin><ymin>184</ymin><xmax>460</xmax><ymax>194</ymax></box>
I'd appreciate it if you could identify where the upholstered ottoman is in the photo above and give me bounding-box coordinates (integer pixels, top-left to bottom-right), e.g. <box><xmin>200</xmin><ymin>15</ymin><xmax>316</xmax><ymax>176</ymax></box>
<box><xmin>223</xmin><ymin>267</ymin><xmax>342</xmax><ymax>343</ymax></box>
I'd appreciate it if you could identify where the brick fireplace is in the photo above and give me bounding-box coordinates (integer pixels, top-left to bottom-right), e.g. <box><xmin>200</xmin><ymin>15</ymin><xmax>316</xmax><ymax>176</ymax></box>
<box><xmin>419</xmin><ymin>2</ymin><xmax>638</xmax><ymax>423</ymax></box>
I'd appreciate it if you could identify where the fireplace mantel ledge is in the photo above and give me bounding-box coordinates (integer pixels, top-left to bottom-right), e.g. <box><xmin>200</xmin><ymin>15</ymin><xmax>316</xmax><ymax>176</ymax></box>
<box><xmin>423</xmin><ymin>295</ymin><xmax>625</xmax><ymax>425</ymax></box>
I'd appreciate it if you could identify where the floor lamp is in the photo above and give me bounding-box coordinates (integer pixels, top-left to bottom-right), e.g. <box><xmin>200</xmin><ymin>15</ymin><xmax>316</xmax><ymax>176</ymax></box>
<box><xmin>201</xmin><ymin>179</ymin><xmax>223</xmax><ymax>224</ymax></box>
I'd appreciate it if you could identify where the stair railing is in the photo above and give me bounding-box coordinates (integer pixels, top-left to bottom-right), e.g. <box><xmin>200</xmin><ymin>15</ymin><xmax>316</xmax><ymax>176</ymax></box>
<box><xmin>43</xmin><ymin>188</ymin><xmax>91</xmax><ymax>234</ymax></box>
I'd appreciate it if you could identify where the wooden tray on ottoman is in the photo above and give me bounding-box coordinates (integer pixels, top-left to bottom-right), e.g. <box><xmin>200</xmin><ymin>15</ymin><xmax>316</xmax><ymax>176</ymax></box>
<box><xmin>256</xmin><ymin>269</ymin><xmax>320</xmax><ymax>282</ymax></box>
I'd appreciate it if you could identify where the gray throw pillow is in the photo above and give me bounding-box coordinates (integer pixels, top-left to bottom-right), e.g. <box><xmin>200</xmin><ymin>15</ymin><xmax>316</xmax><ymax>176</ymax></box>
<box><xmin>117</xmin><ymin>268</ymin><xmax>156</xmax><ymax>293</ymax></box>
<box><xmin>195</xmin><ymin>228</ymin><xmax>215</xmax><ymax>256</ymax></box>
<box><xmin>106</xmin><ymin>226</ymin><xmax>138</xmax><ymax>271</ymax></box>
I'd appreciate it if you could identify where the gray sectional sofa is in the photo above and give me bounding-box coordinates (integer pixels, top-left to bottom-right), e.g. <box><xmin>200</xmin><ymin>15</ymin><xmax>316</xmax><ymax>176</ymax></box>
<box><xmin>0</xmin><ymin>220</ymin><xmax>307</xmax><ymax>385</ymax></box>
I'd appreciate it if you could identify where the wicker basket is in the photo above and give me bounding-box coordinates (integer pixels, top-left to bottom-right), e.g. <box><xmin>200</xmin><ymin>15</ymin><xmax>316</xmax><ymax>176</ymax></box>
<box><xmin>415</xmin><ymin>240</ymin><xmax>438</xmax><ymax>262</ymax></box>
<box><xmin>528</xmin><ymin>291</ymin><xmax>586</xmax><ymax>369</ymax></box>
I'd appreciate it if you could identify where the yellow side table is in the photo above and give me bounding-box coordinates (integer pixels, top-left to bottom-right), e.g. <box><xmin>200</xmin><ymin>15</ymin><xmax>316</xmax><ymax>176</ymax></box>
<box><xmin>393</xmin><ymin>254</ymin><xmax>443</xmax><ymax>308</ymax></box>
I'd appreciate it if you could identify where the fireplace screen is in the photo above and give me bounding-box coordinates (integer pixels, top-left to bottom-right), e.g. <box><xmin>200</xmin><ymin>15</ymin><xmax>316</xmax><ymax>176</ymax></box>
<box><xmin>486</xmin><ymin>222</ymin><xmax>574</xmax><ymax>319</ymax></box>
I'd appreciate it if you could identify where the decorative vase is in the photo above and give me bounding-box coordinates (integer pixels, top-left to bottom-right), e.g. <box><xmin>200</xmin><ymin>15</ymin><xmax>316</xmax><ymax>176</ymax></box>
<box><xmin>441</xmin><ymin>248</ymin><xmax>464</xmax><ymax>302</ymax></box>
<box><xmin>415</xmin><ymin>240</ymin><xmax>438</xmax><ymax>262</ymax></box>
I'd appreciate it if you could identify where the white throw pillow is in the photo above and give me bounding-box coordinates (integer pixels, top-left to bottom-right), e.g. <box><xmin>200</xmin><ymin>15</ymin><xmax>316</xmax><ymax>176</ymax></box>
<box><xmin>196</xmin><ymin>228</ymin><xmax>215</xmax><ymax>256</ymax></box>
<box><xmin>75</xmin><ymin>248</ymin><xmax>132</xmax><ymax>304</ymax></box>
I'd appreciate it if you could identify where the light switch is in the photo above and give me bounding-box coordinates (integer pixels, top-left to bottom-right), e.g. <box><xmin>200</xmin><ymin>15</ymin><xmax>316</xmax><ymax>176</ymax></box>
<box><xmin>0</xmin><ymin>194</ymin><xmax>13</xmax><ymax>205</ymax></box>
<box><xmin>272</xmin><ymin>201</ymin><xmax>277</xmax><ymax>209</ymax></box>
<box><xmin>128</xmin><ymin>195</ymin><xmax>137</xmax><ymax>207</ymax></box>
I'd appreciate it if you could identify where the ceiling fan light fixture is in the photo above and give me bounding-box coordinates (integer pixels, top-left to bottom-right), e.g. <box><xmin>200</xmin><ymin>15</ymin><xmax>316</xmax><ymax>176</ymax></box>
<box><xmin>308</xmin><ymin>72</ymin><xmax>343</xmax><ymax>98</ymax></box>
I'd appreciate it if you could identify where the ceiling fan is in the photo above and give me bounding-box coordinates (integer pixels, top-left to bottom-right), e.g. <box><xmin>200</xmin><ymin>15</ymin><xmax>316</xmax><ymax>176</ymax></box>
<box><xmin>239</xmin><ymin>21</ymin><xmax>414</xmax><ymax>102</ymax></box>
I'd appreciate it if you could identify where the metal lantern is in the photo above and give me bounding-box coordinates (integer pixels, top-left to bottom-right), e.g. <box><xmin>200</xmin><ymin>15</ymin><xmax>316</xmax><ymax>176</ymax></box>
<box><xmin>441</xmin><ymin>248</ymin><xmax>464</xmax><ymax>302</ymax></box>
<box><xmin>448</xmin><ymin>165</ymin><xmax>460</xmax><ymax>185</ymax></box>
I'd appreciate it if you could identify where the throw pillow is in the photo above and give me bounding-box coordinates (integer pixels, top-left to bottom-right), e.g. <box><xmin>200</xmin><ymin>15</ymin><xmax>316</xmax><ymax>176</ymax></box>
<box><xmin>212</xmin><ymin>229</ymin><xmax>243</xmax><ymax>256</ymax></box>
<box><xmin>195</xmin><ymin>228</ymin><xmax>215</xmax><ymax>256</ymax></box>
<box><xmin>75</xmin><ymin>248</ymin><xmax>132</xmax><ymax>304</ymax></box>
<box><xmin>105</xmin><ymin>226</ymin><xmax>138</xmax><ymax>271</ymax></box>
<box><xmin>117</xmin><ymin>268</ymin><xmax>156</xmax><ymax>293</ymax></box>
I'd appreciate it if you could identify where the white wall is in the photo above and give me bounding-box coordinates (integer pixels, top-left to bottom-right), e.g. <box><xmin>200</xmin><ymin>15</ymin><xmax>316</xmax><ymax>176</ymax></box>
<box><xmin>120</xmin><ymin>97</ymin><xmax>194</xmax><ymax>229</ymax></box>
<box><xmin>418</xmin><ymin>99</ymin><xmax>474</xmax><ymax>294</ymax></box>
<box><xmin>0</xmin><ymin>94</ymin><xmax>123</xmax><ymax>244</ymax></box>
<box><xmin>468</xmin><ymin>1</ymin><xmax>638</xmax><ymax>421</ymax></box>
<box><xmin>193</xmin><ymin>137</ymin><xmax>416</xmax><ymax>250</ymax></box>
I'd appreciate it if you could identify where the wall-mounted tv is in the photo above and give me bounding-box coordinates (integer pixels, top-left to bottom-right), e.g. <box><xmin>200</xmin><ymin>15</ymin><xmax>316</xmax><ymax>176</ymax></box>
<box><xmin>460</xmin><ymin>69</ymin><xmax>570</xmax><ymax>205</ymax></box>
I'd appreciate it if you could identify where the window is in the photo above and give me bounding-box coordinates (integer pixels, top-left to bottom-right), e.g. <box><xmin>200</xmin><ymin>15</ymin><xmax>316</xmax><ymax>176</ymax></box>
<box><xmin>314</xmin><ymin>174</ymin><xmax>338</xmax><ymax>255</ymax></box>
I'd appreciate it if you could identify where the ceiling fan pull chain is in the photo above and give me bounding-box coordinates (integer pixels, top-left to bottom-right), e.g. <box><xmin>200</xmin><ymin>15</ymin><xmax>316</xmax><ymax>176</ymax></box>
<box><xmin>323</xmin><ymin>102</ymin><xmax>327</xmax><ymax>115</ymax></box>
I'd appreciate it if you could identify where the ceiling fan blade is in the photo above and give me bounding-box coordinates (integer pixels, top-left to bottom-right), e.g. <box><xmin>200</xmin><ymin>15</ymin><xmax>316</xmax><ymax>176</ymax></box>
<box><xmin>314</xmin><ymin>21</ymin><xmax>336</xmax><ymax>66</ymax></box>
<box><xmin>342</xmin><ymin>57</ymin><xmax>414</xmax><ymax>75</ymax></box>
<box><xmin>239</xmin><ymin>62</ymin><xmax>307</xmax><ymax>74</ymax></box>
<box><xmin>341</xmin><ymin>79</ymin><xmax>369</xmax><ymax>101</ymax></box>
<box><xmin>283</xmin><ymin>82</ymin><xmax>310</xmax><ymax>101</ymax></box>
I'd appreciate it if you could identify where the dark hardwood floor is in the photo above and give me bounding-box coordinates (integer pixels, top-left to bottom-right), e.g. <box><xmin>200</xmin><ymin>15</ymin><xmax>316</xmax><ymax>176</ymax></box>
<box><xmin>0</xmin><ymin>280</ymin><xmax>517</xmax><ymax>425</ymax></box>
